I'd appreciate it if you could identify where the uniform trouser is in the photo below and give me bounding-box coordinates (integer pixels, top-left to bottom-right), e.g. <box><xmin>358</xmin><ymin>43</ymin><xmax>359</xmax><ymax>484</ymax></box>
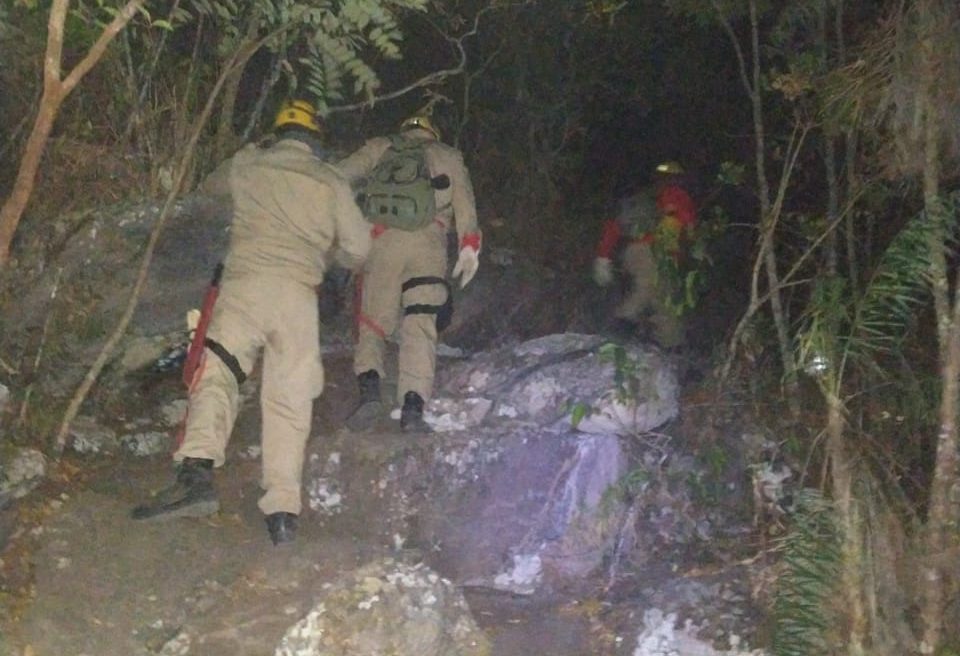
<box><xmin>175</xmin><ymin>273</ymin><xmax>324</xmax><ymax>516</ymax></box>
<box><xmin>354</xmin><ymin>225</ymin><xmax>448</xmax><ymax>403</ymax></box>
<box><xmin>617</xmin><ymin>241</ymin><xmax>683</xmax><ymax>348</ymax></box>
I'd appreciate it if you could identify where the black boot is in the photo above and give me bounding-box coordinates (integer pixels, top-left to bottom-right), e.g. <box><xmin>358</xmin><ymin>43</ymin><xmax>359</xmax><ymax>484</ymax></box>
<box><xmin>345</xmin><ymin>370</ymin><xmax>383</xmax><ymax>431</ymax></box>
<box><xmin>608</xmin><ymin>317</ymin><xmax>642</xmax><ymax>342</ymax></box>
<box><xmin>131</xmin><ymin>457</ymin><xmax>219</xmax><ymax>520</ymax></box>
<box><xmin>265</xmin><ymin>512</ymin><xmax>298</xmax><ymax>545</ymax></box>
<box><xmin>400</xmin><ymin>391</ymin><xmax>432</xmax><ymax>433</ymax></box>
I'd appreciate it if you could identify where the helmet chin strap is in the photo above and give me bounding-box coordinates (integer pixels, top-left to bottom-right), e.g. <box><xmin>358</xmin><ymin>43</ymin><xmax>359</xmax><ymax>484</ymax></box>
<box><xmin>275</xmin><ymin>126</ymin><xmax>328</xmax><ymax>159</ymax></box>
<box><xmin>300</xmin><ymin>133</ymin><xmax>328</xmax><ymax>160</ymax></box>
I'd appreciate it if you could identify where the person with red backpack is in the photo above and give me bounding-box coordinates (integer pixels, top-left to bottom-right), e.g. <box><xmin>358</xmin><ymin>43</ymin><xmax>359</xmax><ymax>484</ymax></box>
<box><xmin>593</xmin><ymin>161</ymin><xmax>696</xmax><ymax>348</ymax></box>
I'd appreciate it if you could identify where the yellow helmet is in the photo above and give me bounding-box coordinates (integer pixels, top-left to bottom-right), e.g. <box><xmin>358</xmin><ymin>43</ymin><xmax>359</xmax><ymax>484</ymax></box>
<box><xmin>401</xmin><ymin>115</ymin><xmax>440</xmax><ymax>140</ymax></box>
<box><xmin>274</xmin><ymin>99</ymin><xmax>321</xmax><ymax>133</ymax></box>
<box><xmin>655</xmin><ymin>161</ymin><xmax>684</xmax><ymax>175</ymax></box>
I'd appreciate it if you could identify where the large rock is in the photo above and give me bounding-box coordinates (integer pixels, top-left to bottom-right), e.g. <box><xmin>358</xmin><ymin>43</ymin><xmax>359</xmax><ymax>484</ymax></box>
<box><xmin>307</xmin><ymin>424</ymin><xmax>630</xmax><ymax>595</ymax></box>
<box><xmin>432</xmin><ymin>333</ymin><xmax>679</xmax><ymax>435</ymax></box>
<box><xmin>301</xmin><ymin>334</ymin><xmax>681</xmax><ymax>594</ymax></box>
<box><xmin>276</xmin><ymin>559</ymin><xmax>489</xmax><ymax>656</ymax></box>
<box><xmin>134</xmin><ymin>196</ymin><xmax>231</xmax><ymax>334</ymax></box>
<box><xmin>0</xmin><ymin>197</ymin><xmax>231</xmax><ymax>410</ymax></box>
<box><xmin>0</xmin><ymin>382</ymin><xmax>9</xmax><ymax>415</ymax></box>
<box><xmin>633</xmin><ymin>608</ymin><xmax>766</xmax><ymax>656</ymax></box>
<box><xmin>0</xmin><ymin>446</ymin><xmax>47</xmax><ymax>508</ymax></box>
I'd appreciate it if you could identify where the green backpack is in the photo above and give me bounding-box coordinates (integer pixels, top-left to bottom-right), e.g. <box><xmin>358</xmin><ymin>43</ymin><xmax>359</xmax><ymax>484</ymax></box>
<box><xmin>358</xmin><ymin>135</ymin><xmax>437</xmax><ymax>230</ymax></box>
<box><xmin>616</xmin><ymin>186</ymin><xmax>660</xmax><ymax>238</ymax></box>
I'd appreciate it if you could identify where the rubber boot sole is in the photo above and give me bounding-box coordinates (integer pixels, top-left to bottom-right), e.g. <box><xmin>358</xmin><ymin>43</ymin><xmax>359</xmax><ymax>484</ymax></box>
<box><xmin>400</xmin><ymin>415</ymin><xmax>433</xmax><ymax>434</ymax></box>
<box><xmin>345</xmin><ymin>400</ymin><xmax>384</xmax><ymax>432</ymax></box>
<box><xmin>130</xmin><ymin>497</ymin><xmax>220</xmax><ymax>521</ymax></box>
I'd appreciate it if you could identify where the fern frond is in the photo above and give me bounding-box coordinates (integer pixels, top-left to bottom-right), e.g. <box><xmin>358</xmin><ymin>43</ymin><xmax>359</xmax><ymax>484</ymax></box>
<box><xmin>253</xmin><ymin>0</ymin><xmax>428</xmax><ymax>112</ymax></box>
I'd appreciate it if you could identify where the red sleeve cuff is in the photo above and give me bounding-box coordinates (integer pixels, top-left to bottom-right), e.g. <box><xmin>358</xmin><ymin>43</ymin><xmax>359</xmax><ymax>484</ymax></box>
<box><xmin>596</xmin><ymin>219</ymin><xmax>622</xmax><ymax>258</ymax></box>
<box><xmin>460</xmin><ymin>232</ymin><xmax>482</xmax><ymax>252</ymax></box>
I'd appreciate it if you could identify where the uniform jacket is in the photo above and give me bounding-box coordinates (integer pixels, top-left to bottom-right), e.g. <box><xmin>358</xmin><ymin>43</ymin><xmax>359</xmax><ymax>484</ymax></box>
<box><xmin>596</xmin><ymin>183</ymin><xmax>696</xmax><ymax>259</ymax></box>
<box><xmin>204</xmin><ymin>137</ymin><xmax>371</xmax><ymax>286</ymax></box>
<box><xmin>336</xmin><ymin>128</ymin><xmax>479</xmax><ymax>245</ymax></box>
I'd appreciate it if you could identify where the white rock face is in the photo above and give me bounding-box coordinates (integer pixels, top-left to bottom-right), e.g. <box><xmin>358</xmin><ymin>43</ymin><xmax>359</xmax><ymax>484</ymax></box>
<box><xmin>275</xmin><ymin>560</ymin><xmax>489</xmax><ymax>656</ymax></box>
<box><xmin>634</xmin><ymin>609</ymin><xmax>766</xmax><ymax>656</ymax></box>
<box><xmin>0</xmin><ymin>447</ymin><xmax>47</xmax><ymax>506</ymax></box>
<box><xmin>434</xmin><ymin>333</ymin><xmax>679</xmax><ymax>435</ymax></box>
<box><xmin>120</xmin><ymin>431</ymin><xmax>170</xmax><ymax>457</ymax></box>
<box><xmin>69</xmin><ymin>415</ymin><xmax>119</xmax><ymax>454</ymax></box>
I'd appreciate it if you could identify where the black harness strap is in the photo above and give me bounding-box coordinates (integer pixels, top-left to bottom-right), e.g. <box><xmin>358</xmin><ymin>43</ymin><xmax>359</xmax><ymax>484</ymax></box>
<box><xmin>402</xmin><ymin>275</ymin><xmax>447</xmax><ymax>317</ymax></box>
<box><xmin>404</xmin><ymin>303</ymin><xmax>443</xmax><ymax>316</ymax></box>
<box><xmin>401</xmin><ymin>276</ymin><xmax>453</xmax><ymax>330</ymax></box>
<box><xmin>204</xmin><ymin>338</ymin><xmax>247</xmax><ymax>386</ymax></box>
<box><xmin>401</xmin><ymin>276</ymin><xmax>447</xmax><ymax>292</ymax></box>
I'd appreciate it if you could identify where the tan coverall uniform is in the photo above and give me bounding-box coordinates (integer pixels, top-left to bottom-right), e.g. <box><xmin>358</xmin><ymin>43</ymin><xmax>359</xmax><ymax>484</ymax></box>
<box><xmin>596</xmin><ymin>185</ymin><xmax>696</xmax><ymax>348</ymax></box>
<box><xmin>618</xmin><ymin>242</ymin><xmax>683</xmax><ymax>347</ymax></box>
<box><xmin>337</xmin><ymin>129</ymin><xmax>478</xmax><ymax>402</ymax></box>
<box><xmin>176</xmin><ymin>138</ymin><xmax>370</xmax><ymax>516</ymax></box>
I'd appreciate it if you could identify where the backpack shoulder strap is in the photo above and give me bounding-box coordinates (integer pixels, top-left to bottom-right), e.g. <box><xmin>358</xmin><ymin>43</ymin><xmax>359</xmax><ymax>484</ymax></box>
<box><xmin>395</xmin><ymin>133</ymin><xmax>430</xmax><ymax>155</ymax></box>
<box><xmin>385</xmin><ymin>134</ymin><xmax>431</xmax><ymax>174</ymax></box>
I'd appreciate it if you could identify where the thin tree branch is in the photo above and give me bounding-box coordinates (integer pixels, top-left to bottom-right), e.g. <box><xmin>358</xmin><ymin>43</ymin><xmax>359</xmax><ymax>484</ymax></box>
<box><xmin>330</xmin><ymin>2</ymin><xmax>506</xmax><ymax>114</ymax></box>
<box><xmin>720</xmin><ymin>187</ymin><xmax>861</xmax><ymax>385</ymax></box>
<box><xmin>62</xmin><ymin>0</ymin><xmax>146</xmax><ymax>95</ymax></box>
<box><xmin>125</xmin><ymin>0</ymin><xmax>183</xmax><ymax>141</ymax></box>
<box><xmin>52</xmin><ymin>27</ymin><xmax>287</xmax><ymax>456</ymax></box>
<box><xmin>44</xmin><ymin>0</ymin><xmax>69</xmax><ymax>83</ymax></box>
<box><xmin>709</xmin><ymin>0</ymin><xmax>754</xmax><ymax>99</ymax></box>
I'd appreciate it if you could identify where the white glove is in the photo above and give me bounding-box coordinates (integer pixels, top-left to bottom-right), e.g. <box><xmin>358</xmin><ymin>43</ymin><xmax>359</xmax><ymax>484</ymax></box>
<box><xmin>593</xmin><ymin>257</ymin><xmax>614</xmax><ymax>287</ymax></box>
<box><xmin>186</xmin><ymin>308</ymin><xmax>201</xmax><ymax>333</ymax></box>
<box><xmin>452</xmin><ymin>247</ymin><xmax>480</xmax><ymax>288</ymax></box>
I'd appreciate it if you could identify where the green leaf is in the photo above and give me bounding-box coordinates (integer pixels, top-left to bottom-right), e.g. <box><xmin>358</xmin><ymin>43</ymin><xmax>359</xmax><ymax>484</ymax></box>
<box><xmin>570</xmin><ymin>402</ymin><xmax>589</xmax><ymax>428</ymax></box>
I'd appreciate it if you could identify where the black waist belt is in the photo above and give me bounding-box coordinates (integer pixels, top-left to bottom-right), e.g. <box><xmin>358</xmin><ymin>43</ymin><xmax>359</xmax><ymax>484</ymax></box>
<box><xmin>204</xmin><ymin>338</ymin><xmax>247</xmax><ymax>386</ymax></box>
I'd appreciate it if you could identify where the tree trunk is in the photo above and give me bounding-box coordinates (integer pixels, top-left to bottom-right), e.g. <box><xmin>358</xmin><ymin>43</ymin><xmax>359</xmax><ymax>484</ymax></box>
<box><xmin>709</xmin><ymin>0</ymin><xmax>801</xmax><ymax>412</ymax></box>
<box><xmin>820</xmin><ymin>0</ymin><xmax>839</xmax><ymax>277</ymax></box>
<box><xmin>214</xmin><ymin>10</ymin><xmax>260</xmax><ymax>163</ymax></box>
<box><xmin>0</xmin><ymin>90</ymin><xmax>61</xmax><ymax>264</ymax></box>
<box><xmin>745</xmin><ymin>0</ymin><xmax>799</xmax><ymax>418</ymax></box>
<box><xmin>0</xmin><ymin>0</ymin><xmax>145</xmax><ymax>267</ymax></box>
<box><xmin>214</xmin><ymin>67</ymin><xmax>245</xmax><ymax>163</ymax></box>
<box><xmin>826</xmin><ymin>391</ymin><xmax>867</xmax><ymax>654</ymax></box>
<box><xmin>920</xmin><ymin>98</ymin><xmax>957</xmax><ymax>653</ymax></box>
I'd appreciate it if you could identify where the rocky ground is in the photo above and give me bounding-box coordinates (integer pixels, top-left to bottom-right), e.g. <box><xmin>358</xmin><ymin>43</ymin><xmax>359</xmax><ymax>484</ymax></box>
<box><xmin>0</xmin><ymin>195</ymin><xmax>784</xmax><ymax>655</ymax></box>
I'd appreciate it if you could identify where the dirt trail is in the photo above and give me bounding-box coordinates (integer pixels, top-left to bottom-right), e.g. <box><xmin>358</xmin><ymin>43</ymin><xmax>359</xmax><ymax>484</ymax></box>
<box><xmin>1</xmin><ymin>353</ymin><xmax>602</xmax><ymax>656</ymax></box>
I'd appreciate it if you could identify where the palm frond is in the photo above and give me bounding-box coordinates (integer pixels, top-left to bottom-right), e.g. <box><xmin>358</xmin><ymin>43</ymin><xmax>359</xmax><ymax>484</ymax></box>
<box><xmin>821</xmin><ymin>0</ymin><xmax>960</xmax><ymax>174</ymax></box>
<box><xmin>856</xmin><ymin>190</ymin><xmax>960</xmax><ymax>357</ymax></box>
<box><xmin>772</xmin><ymin>489</ymin><xmax>842</xmax><ymax>656</ymax></box>
<box><xmin>796</xmin><ymin>190</ymin><xmax>960</xmax><ymax>385</ymax></box>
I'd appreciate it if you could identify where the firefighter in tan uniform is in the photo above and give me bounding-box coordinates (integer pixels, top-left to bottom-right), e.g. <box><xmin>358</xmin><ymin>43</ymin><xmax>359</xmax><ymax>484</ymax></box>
<box><xmin>338</xmin><ymin>115</ymin><xmax>481</xmax><ymax>433</ymax></box>
<box><xmin>132</xmin><ymin>100</ymin><xmax>371</xmax><ymax>545</ymax></box>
